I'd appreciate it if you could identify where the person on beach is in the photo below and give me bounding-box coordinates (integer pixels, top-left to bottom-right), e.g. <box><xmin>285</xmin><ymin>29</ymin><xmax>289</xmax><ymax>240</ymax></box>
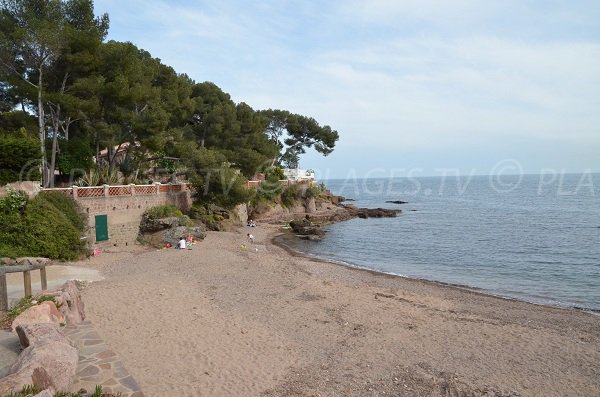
<box><xmin>247</xmin><ymin>233</ymin><xmax>255</xmax><ymax>243</ymax></box>
<box><xmin>178</xmin><ymin>237</ymin><xmax>186</xmax><ymax>249</ymax></box>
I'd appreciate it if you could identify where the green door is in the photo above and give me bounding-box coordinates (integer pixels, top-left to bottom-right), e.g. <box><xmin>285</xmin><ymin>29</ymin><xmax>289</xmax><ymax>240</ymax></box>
<box><xmin>95</xmin><ymin>215</ymin><xmax>108</xmax><ymax>241</ymax></box>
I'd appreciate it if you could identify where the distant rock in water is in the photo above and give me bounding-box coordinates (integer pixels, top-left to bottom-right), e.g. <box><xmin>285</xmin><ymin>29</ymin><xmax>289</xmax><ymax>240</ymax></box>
<box><xmin>341</xmin><ymin>205</ymin><xmax>401</xmax><ymax>219</ymax></box>
<box><xmin>385</xmin><ymin>200</ymin><xmax>408</xmax><ymax>204</ymax></box>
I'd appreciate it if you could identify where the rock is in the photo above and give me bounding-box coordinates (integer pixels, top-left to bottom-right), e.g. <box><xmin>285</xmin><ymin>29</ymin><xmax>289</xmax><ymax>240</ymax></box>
<box><xmin>139</xmin><ymin>216</ymin><xmax>180</xmax><ymax>233</ymax></box>
<box><xmin>298</xmin><ymin>234</ymin><xmax>323</xmax><ymax>241</ymax></box>
<box><xmin>342</xmin><ymin>205</ymin><xmax>401</xmax><ymax>219</ymax></box>
<box><xmin>16</xmin><ymin>323</ymin><xmax>71</xmax><ymax>349</ymax></box>
<box><xmin>385</xmin><ymin>200</ymin><xmax>408</xmax><ymax>204</ymax></box>
<box><xmin>305</xmin><ymin>197</ymin><xmax>317</xmax><ymax>213</ymax></box>
<box><xmin>289</xmin><ymin>219</ymin><xmax>325</xmax><ymax>237</ymax></box>
<box><xmin>11</xmin><ymin>301</ymin><xmax>64</xmax><ymax>332</ymax></box>
<box><xmin>162</xmin><ymin>225</ymin><xmax>206</xmax><ymax>244</ymax></box>
<box><xmin>9</xmin><ymin>341</ymin><xmax>78</xmax><ymax>393</ymax></box>
<box><xmin>49</xmin><ymin>280</ymin><xmax>85</xmax><ymax>325</ymax></box>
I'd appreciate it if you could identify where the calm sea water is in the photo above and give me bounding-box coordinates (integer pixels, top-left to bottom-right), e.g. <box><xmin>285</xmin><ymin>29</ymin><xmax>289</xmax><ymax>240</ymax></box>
<box><xmin>281</xmin><ymin>173</ymin><xmax>600</xmax><ymax>312</ymax></box>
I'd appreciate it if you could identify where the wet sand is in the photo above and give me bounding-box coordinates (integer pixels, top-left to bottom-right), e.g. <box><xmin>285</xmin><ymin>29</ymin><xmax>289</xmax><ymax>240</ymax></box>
<box><xmin>76</xmin><ymin>225</ymin><xmax>600</xmax><ymax>396</ymax></box>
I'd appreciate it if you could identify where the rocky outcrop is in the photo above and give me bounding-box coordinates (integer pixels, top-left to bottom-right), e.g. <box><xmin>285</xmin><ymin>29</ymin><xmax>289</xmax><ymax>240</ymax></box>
<box><xmin>48</xmin><ymin>280</ymin><xmax>85</xmax><ymax>325</ymax></box>
<box><xmin>289</xmin><ymin>219</ymin><xmax>326</xmax><ymax>240</ymax></box>
<box><xmin>342</xmin><ymin>205</ymin><xmax>402</xmax><ymax>219</ymax></box>
<box><xmin>385</xmin><ymin>200</ymin><xmax>408</xmax><ymax>204</ymax></box>
<box><xmin>139</xmin><ymin>214</ymin><xmax>206</xmax><ymax>247</ymax></box>
<box><xmin>11</xmin><ymin>301</ymin><xmax>64</xmax><ymax>332</ymax></box>
<box><xmin>0</xmin><ymin>323</ymin><xmax>77</xmax><ymax>395</ymax></box>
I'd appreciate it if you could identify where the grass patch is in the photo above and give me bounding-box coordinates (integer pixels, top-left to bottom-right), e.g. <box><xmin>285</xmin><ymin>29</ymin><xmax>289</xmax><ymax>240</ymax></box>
<box><xmin>8</xmin><ymin>295</ymin><xmax>61</xmax><ymax>319</ymax></box>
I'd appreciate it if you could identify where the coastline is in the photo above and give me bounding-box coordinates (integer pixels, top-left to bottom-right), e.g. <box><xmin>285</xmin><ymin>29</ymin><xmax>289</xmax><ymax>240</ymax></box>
<box><xmin>273</xmin><ymin>232</ymin><xmax>600</xmax><ymax>316</ymax></box>
<box><xmin>76</xmin><ymin>224</ymin><xmax>600</xmax><ymax>396</ymax></box>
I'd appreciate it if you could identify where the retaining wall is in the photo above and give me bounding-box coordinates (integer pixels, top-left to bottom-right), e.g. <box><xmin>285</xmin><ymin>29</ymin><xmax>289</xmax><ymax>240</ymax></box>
<box><xmin>42</xmin><ymin>184</ymin><xmax>192</xmax><ymax>248</ymax></box>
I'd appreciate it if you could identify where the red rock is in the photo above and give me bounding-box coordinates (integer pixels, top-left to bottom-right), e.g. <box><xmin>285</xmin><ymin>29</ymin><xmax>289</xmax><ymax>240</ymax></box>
<box><xmin>53</xmin><ymin>281</ymin><xmax>85</xmax><ymax>325</ymax></box>
<box><xmin>10</xmin><ymin>341</ymin><xmax>78</xmax><ymax>392</ymax></box>
<box><xmin>11</xmin><ymin>301</ymin><xmax>64</xmax><ymax>332</ymax></box>
<box><xmin>16</xmin><ymin>323</ymin><xmax>71</xmax><ymax>349</ymax></box>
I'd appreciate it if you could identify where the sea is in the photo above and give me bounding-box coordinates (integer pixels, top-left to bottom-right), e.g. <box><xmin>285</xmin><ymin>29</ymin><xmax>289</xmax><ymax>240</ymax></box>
<box><xmin>280</xmin><ymin>173</ymin><xmax>600</xmax><ymax>312</ymax></box>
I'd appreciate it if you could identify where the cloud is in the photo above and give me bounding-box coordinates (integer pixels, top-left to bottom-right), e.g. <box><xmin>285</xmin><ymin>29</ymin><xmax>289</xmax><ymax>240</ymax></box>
<box><xmin>93</xmin><ymin>0</ymin><xmax>600</xmax><ymax>174</ymax></box>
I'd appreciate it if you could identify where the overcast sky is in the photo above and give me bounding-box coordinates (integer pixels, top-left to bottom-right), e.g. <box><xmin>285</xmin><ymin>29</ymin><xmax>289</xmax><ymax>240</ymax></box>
<box><xmin>94</xmin><ymin>0</ymin><xmax>600</xmax><ymax>178</ymax></box>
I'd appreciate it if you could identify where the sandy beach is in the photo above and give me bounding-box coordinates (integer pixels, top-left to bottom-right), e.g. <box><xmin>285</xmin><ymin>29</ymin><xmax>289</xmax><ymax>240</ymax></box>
<box><xmin>76</xmin><ymin>225</ymin><xmax>600</xmax><ymax>396</ymax></box>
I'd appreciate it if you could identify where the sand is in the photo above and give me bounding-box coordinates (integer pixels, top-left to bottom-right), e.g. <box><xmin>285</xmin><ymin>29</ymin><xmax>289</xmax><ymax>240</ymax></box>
<box><xmin>76</xmin><ymin>225</ymin><xmax>600</xmax><ymax>396</ymax></box>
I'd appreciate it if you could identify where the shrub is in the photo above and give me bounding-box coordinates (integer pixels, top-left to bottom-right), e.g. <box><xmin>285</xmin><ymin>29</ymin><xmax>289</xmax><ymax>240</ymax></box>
<box><xmin>145</xmin><ymin>204</ymin><xmax>183</xmax><ymax>220</ymax></box>
<box><xmin>281</xmin><ymin>185</ymin><xmax>301</xmax><ymax>208</ymax></box>
<box><xmin>0</xmin><ymin>135</ymin><xmax>40</xmax><ymax>186</ymax></box>
<box><xmin>191</xmin><ymin>164</ymin><xmax>254</xmax><ymax>209</ymax></box>
<box><xmin>8</xmin><ymin>295</ymin><xmax>60</xmax><ymax>319</ymax></box>
<box><xmin>0</xmin><ymin>192</ymin><xmax>87</xmax><ymax>260</ymax></box>
<box><xmin>304</xmin><ymin>184</ymin><xmax>324</xmax><ymax>199</ymax></box>
<box><xmin>37</xmin><ymin>191</ymin><xmax>87</xmax><ymax>231</ymax></box>
<box><xmin>22</xmin><ymin>195</ymin><xmax>87</xmax><ymax>260</ymax></box>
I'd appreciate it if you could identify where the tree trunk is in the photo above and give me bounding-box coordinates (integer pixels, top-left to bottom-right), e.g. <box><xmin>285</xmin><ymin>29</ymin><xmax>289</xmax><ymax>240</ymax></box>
<box><xmin>49</xmin><ymin>104</ymin><xmax>60</xmax><ymax>188</ymax></box>
<box><xmin>37</xmin><ymin>68</ymin><xmax>48</xmax><ymax>187</ymax></box>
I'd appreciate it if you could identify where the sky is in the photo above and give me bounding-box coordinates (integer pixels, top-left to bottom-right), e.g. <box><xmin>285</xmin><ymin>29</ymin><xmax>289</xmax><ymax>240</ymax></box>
<box><xmin>93</xmin><ymin>0</ymin><xmax>600</xmax><ymax>178</ymax></box>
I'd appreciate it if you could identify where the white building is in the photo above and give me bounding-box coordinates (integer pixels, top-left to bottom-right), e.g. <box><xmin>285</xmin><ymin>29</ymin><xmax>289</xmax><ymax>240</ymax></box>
<box><xmin>283</xmin><ymin>168</ymin><xmax>315</xmax><ymax>181</ymax></box>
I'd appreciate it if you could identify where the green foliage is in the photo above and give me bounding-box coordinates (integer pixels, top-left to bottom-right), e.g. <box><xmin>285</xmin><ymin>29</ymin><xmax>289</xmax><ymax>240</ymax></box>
<box><xmin>143</xmin><ymin>205</ymin><xmax>192</xmax><ymax>227</ymax></box>
<box><xmin>145</xmin><ymin>204</ymin><xmax>183</xmax><ymax>220</ymax></box>
<box><xmin>0</xmin><ymin>192</ymin><xmax>87</xmax><ymax>259</ymax></box>
<box><xmin>0</xmin><ymin>189</ymin><xmax>27</xmax><ymax>213</ymax></box>
<box><xmin>78</xmin><ymin>165</ymin><xmax>121</xmax><ymax>186</ymax></box>
<box><xmin>304</xmin><ymin>184</ymin><xmax>324</xmax><ymax>199</ymax></box>
<box><xmin>191</xmin><ymin>164</ymin><xmax>254</xmax><ymax>209</ymax></box>
<box><xmin>37</xmin><ymin>191</ymin><xmax>87</xmax><ymax>231</ymax></box>
<box><xmin>281</xmin><ymin>185</ymin><xmax>301</xmax><ymax>208</ymax></box>
<box><xmin>254</xmin><ymin>171</ymin><xmax>283</xmax><ymax>203</ymax></box>
<box><xmin>0</xmin><ymin>135</ymin><xmax>40</xmax><ymax>185</ymax></box>
<box><xmin>0</xmin><ymin>111</ymin><xmax>37</xmax><ymax>138</ymax></box>
<box><xmin>1</xmin><ymin>384</ymin><xmax>41</xmax><ymax>397</ymax></box>
<box><xmin>8</xmin><ymin>295</ymin><xmax>60</xmax><ymax>319</ymax></box>
<box><xmin>56</xmin><ymin>138</ymin><xmax>94</xmax><ymax>178</ymax></box>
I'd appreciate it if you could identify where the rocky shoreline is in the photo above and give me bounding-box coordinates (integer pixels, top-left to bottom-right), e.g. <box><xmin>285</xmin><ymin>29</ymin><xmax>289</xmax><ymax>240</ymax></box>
<box><xmin>250</xmin><ymin>193</ymin><xmax>401</xmax><ymax>240</ymax></box>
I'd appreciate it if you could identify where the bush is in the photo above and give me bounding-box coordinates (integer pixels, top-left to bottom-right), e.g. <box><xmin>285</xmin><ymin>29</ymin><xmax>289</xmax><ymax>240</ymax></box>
<box><xmin>21</xmin><ymin>195</ymin><xmax>87</xmax><ymax>260</ymax></box>
<box><xmin>191</xmin><ymin>164</ymin><xmax>254</xmax><ymax>209</ymax></box>
<box><xmin>0</xmin><ymin>192</ymin><xmax>87</xmax><ymax>260</ymax></box>
<box><xmin>145</xmin><ymin>204</ymin><xmax>183</xmax><ymax>220</ymax></box>
<box><xmin>304</xmin><ymin>184</ymin><xmax>324</xmax><ymax>198</ymax></box>
<box><xmin>281</xmin><ymin>185</ymin><xmax>301</xmax><ymax>208</ymax></box>
<box><xmin>0</xmin><ymin>135</ymin><xmax>40</xmax><ymax>185</ymax></box>
<box><xmin>37</xmin><ymin>191</ymin><xmax>87</xmax><ymax>231</ymax></box>
<box><xmin>142</xmin><ymin>205</ymin><xmax>192</xmax><ymax>229</ymax></box>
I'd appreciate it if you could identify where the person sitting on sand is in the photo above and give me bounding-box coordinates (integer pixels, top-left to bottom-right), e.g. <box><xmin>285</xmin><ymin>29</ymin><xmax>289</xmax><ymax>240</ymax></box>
<box><xmin>247</xmin><ymin>233</ymin><xmax>255</xmax><ymax>243</ymax></box>
<box><xmin>178</xmin><ymin>237</ymin><xmax>186</xmax><ymax>250</ymax></box>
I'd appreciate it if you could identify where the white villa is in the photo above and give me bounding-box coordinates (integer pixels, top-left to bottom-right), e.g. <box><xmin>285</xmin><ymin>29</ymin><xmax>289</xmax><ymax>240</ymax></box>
<box><xmin>283</xmin><ymin>168</ymin><xmax>315</xmax><ymax>181</ymax></box>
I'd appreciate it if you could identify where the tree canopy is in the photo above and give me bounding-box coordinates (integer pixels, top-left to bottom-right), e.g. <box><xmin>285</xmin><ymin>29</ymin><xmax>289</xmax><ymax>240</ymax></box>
<box><xmin>0</xmin><ymin>0</ymin><xmax>339</xmax><ymax>192</ymax></box>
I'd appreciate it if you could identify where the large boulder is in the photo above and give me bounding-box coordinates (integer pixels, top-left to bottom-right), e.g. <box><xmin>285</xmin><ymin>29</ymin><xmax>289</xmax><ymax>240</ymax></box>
<box><xmin>304</xmin><ymin>197</ymin><xmax>317</xmax><ymax>214</ymax></box>
<box><xmin>139</xmin><ymin>216</ymin><xmax>181</xmax><ymax>233</ymax></box>
<box><xmin>52</xmin><ymin>280</ymin><xmax>85</xmax><ymax>325</ymax></box>
<box><xmin>163</xmin><ymin>225</ymin><xmax>206</xmax><ymax>244</ymax></box>
<box><xmin>0</xmin><ymin>322</ymin><xmax>77</xmax><ymax>395</ymax></box>
<box><xmin>7</xmin><ymin>341</ymin><xmax>78</xmax><ymax>393</ymax></box>
<box><xmin>11</xmin><ymin>301</ymin><xmax>64</xmax><ymax>332</ymax></box>
<box><xmin>16</xmin><ymin>323</ymin><xmax>72</xmax><ymax>349</ymax></box>
<box><xmin>289</xmin><ymin>219</ymin><xmax>325</xmax><ymax>237</ymax></box>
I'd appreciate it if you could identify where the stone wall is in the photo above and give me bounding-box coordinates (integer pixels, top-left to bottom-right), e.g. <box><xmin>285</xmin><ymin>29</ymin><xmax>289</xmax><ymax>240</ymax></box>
<box><xmin>80</xmin><ymin>190</ymin><xmax>191</xmax><ymax>248</ymax></box>
<box><xmin>41</xmin><ymin>185</ymin><xmax>193</xmax><ymax>248</ymax></box>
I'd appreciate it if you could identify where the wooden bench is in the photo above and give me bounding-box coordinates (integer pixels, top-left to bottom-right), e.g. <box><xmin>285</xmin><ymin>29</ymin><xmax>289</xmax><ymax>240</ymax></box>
<box><xmin>0</xmin><ymin>264</ymin><xmax>49</xmax><ymax>311</ymax></box>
